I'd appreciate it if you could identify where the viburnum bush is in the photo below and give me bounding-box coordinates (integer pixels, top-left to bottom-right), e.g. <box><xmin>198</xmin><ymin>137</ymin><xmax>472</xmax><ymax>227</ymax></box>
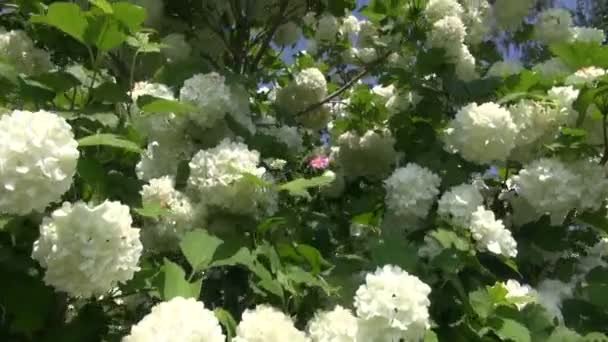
<box><xmin>2</xmin><ymin>0</ymin><xmax>608</xmax><ymax>340</ymax></box>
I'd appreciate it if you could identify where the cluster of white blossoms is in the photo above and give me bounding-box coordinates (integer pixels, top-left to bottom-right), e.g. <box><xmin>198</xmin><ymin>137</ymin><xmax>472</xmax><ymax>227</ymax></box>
<box><xmin>139</xmin><ymin>176</ymin><xmax>196</xmax><ymax>250</ymax></box>
<box><xmin>188</xmin><ymin>139</ymin><xmax>277</xmax><ymax>217</ymax></box>
<box><xmin>180</xmin><ymin>72</ymin><xmax>254</xmax><ymax>133</ymax></box>
<box><xmin>333</xmin><ymin>129</ymin><xmax>397</xmax><ymax>180</ymax></box>
<box><xmin>315</xmin><ymin>13</ymin><xmax>339</xmax><ymax>43</ymax></box>
<box><xmin>536</xmin><ymin>279</ymin><xmax>573</xmax><ymax>322</ymax></box>
<box><xmin>136</xmin><ymin>140</ymin><xmax>194</xmax><ymax>181</ymax></box>
<box><xmin>493</xmin><ymin>0</ymin><xmax>535</xmax><ymax>31</ymax></box>
<box><xmin>486</xmin><ymin>60</ymin><xmax>524</xmax><ymax>78</ymax></box>
<box><xmin>469</xmin><ymin>206</ymin><xmax>518</xmax><ymax>258</ymax></box>
<box><xmin>0</xmin><ymin>27</ymin><xmax>53</xmax><ymax>75</ymax></box>
<box><xmin>511</xmin><ymin>158</ymin><xmax>608</xmax><ymax>225</ymax></box>
<box><xmin>534</xmin><ymin>8</ymin><xmax>605</xmax><ymax>46</ymax></box>
<box><xmin>565</xmin><ymin>66</ymin><xmax>607</xmax><ymax>87</ymax></box>
<box><xmin>275</xmin><ymin>68</ymin><xmax>330</xmax><ymax>130</ymax></box>
<box><xmin>123</xmin><ymin>297</ymin><xmax>225</xmax><ymax>342</ymax></box>
<box><xmin>233</xmin><ymin>305</ymin><xmax>309</xmax><ymax>342</ymax></box>
<box><xmin>259</xmin><ymin>125</ymin><xmax>303</xmax><ymax>153</ymax></box>
<box><xmin>503</xmin><ymin>279</ymin><xmax>537</xmax><ymax>310</ymax></box>
<box><xmin>0</xmin><ymin>110</ymin><xmax>79</xmax><ymax>215</ymax></box>
<box><xmin>384</xmin><ymin>163</ymin><xmax>441</xmax><ymax>220</ymax></box>
<box><xmin>160</xmin><ymin>33</ymin><xmax>192</xmax><ymax>63</ymax></box>
<box><xmin>32</xmin><ymin>201</ymin><xmax>142</xmax><ymax>297</ymax></box>
<box><xmin>532</xmin><ymin>58</ymin><xmax>572</xmax><ymax>83</ymax></box>
<box><xmin>444</xmin><ymin>102</ymin><xmax>517</xmax><ymax>164</ymax></box>
<box><xmin>437</xmin><ymin>183</ymin><xmax>484</xmax><ymax>227</ymax></box>
<box><xmin>354</xmin><ymin>265</ymin><xmax>431</xmax><ymax>341</ymax></box>
<box><xmin>307</xmin><ymin>305</ymin><xmax>359</xmax><ymax>342</ymax></box>
<box><xmin>274</xmin><ymin>21</ymin><xmax>302</xmax><ymax>46</ymax></box>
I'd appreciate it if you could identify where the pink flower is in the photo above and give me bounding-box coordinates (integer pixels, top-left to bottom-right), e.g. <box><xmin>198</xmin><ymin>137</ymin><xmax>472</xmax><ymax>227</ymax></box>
<box><xmin>309</xmin><ymin>156</ymin><xmax>330</xmax><ymax>170</ymax></box>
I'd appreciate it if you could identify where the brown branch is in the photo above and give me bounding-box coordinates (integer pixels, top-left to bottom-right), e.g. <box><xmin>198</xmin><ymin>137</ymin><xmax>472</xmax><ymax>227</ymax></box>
<box><xmin>601</xmin><ymin>113</ymin><xmax>608</xmax><ymax>164</ymax></box>
<box><xmin>248</xmin><ymin>0</ymin><xmax>289</xmax><ymax>72</ymax></box>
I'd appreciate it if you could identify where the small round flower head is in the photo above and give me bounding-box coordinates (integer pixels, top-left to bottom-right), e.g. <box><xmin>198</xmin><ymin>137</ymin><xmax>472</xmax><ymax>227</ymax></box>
<box><xmin>139</xmin><ymin>176</ymin><xmax>196</xmax><ymax>250</ymax></box>
<box><xmin>274</xmin><ymin>21</ymin><xmax>302</xmax><ymax>46</ymax></box>
<box><xmin>532</xmin><ymin>58</ymin><xmax>571</xmax><ymax>83</ymax></box>
<box><xmin>294</xmin><ymin>68</ymin><xmax>328</xmax><ymax>99</ymax></box>
<box><xmin>356</xmin><ymin>47</ymin><xmax>378</xmax><ymax>63</ymax></box>
<box><xmin>534</xmin><ymin>9</ymin><xmax>573</xmax><ymax>45</ymax></box>
<box><xmin>123</xmin><ymin>297</ymin><xmax>225</xmax><ymax>342</ymax></box>
<box><xmin>424</xmin><ymin>0</ymin><xmax>464</xmax><ymax>23</ymax></box>
<box><xmin>0</xmin><ymin>110</ymin><xmax>79</xmax><ymax>215</ymax></box>
<box><xmin>461</xmin><ymin>0</ymin><xmax>492</xmax><ymax>44</ymax></box>
<box><xmin>0</xmin><ymin>29</ymin><xmax>53</xmax><ymax>75</ymax></box>
<box><xmin>136</xmin><ymin>140</ymin><xmax>194</xmax><ymax>181</ymax></box>
<box><xmin>130</xmin><ymin>81</ymin><xmax>187</xmax><ymax>143</ymax></box>
<box><xmin>546</xmin><ymin>86</ymin><xmax>579</xmax><ymax>125</ymax></box>
<box><xmin>570</xmin><ymin>159</ymin><xmax>608</xmax><ymax>213</ymax></box>
<box><xmin>32</xmin><ymin>201</ymin><xmax>142</xmax><ymax>297</ymax></box>
<box><xmin>578</xmin><ymin>238</ymin><xmax>608</xmax><ymax>275</ymax></box>
<box><xmin>354</xmin><ymin>265</ymin><xmax>431</xmax><ymax>341</ymax></box>
<box><xmin>307</xmin><ymin>306</ymin><xmax>358</xmax><ymax>342</ymax></box>
<box><xmin>384</xmin><ymin>163</ymin><xmax>441</xmax><ymax>219</ymax></box>
<box><xmin>443</xmin><ymin>102</ymin><xmax>518</xmax><ymax>164</ymax></box>
<box><xmin>335</xmin><ymin>130</ymin><xmax>397</xmax><ymax>180</ymax></box>
<box><xmin>233</xmin><ymin>305</ymin><xmax>308</xmax><ymax>342</ymax></box>
<box><xmin>503</xmin><ymin>279</ymin><xmax>537</xmax><ymax>310</ymax></box>
<box><xmin>508</xmin><ymin>99</ymin><xmax>566</xmax><ymax>150</ymax></box>
<box><xmin>536</xmin><ymin>279</ymin><xmax>573</xmax><ymax>323</ymax></box>
<box><xmin>511</xmin><ymin>158</ymin><xmax>580</xmax><ymax>225</ymax></box>
<box><xmin>180</xmin><ymin>72</ymin><xmax>237</xmax><ymax>129</ymax></box>
<box><xmin>188</xmin><ymin>139</ymin><xmax>276</xmax><ymax>217</ymax></box>
<box><xmin>357</xmin><ymin>20</ymin><xmax>379</xmax><ymax>47</ymax></box>
<box><xmin>565</xmin><ymin>67</ymin><xmax>607</xmax><ymax>86</ymax></box>
<box><xmin>454</xmin><ymin>45</ymin><xmax>479</xmax><ymax>81</ymax></box>
<box><xmin>486</xmin><ymin>60</ymin><xmax>524</xmax><ymax>78</ymax></box>
<box><xmin>427</xmin><ymin>16</ymin><xmax>467</xmax><ymax>59</ymax></box>
<box><xmin>569</xmin><ymin>27</ymin><xmax>605</xmax><ymax>44</ymax></box>
<box><xmin>341</xmin><ymin>15</ymin><xmax>361</xmax><ymax>35</ymax></box>
<box><xmin>160</xmin><ymin>33</ymin><xmax>192</xmax><ymax>63</ymax></box>
<box><xmin>437</xmin><ymin>183</ymin><xmax>484</xmax><ymax>226</ymax></box>
<box><xmin>493</xmin><ymin>0</ymin><xmax>535</xmax><ymax>31</ymax></box>
<box><xmin>469</xmin><ymin>206</ymin><xmax>518</xmax><ymax>258</ymax></box>
<box><xmin>315</xmin><ymin>13</ymin><xmax>339</xmax><ymax>42</ymax></box>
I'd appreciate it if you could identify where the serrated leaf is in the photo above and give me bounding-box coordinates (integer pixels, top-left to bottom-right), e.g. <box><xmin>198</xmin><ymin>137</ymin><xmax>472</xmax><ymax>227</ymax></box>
<box><xmin>180</xmin><ymin>230</ymin><xmax>223</xmax><ymax>272</ymax></box>
<box><xmin>30</xmin><ymin>71</ymin><xmax>81</xmax><ymax>93</ymax></box>
<box><xmin>91</xmin><ymin>81</ymin><xmax>130</xmax><ymax>103</ymax></box>
<box><xmin>279</xmin><ymin>171</ymin><xmax>336</xmax><ymax>199</ymax></box>
<box><xmin>550</xmin><ymin>43</ymin><xmax>608</xmax><ymax>69</ymax></box>
<box><xmin>133</xmin><ymin>200</ymin><xmax>171</xmax><ymax>219</ymax></box>
<box><xmin>78</xmin><ymin>133</ymin><xmax>142</xmax><ymax>153</ymax></box>
<box><xmin>160</xmin><ymin>259</ymin><xmax>201</xmax><ymax>300</ymax></box>
<box><xmin>112</xmin><ymin>2</ymin><xmax>146</xmax><ymax>32</ymax></box>
<box><xmin>31</xmin><ymin>3</ymin><xmax>88</xmax><ymax>44</ymax></box>
<box><xmin>137</xmin><ymin>95</ymin><xmax>198</xmax><ymax>114</ymax></box>
<box><xmin>547</xmin><ymin>327</ymin><xmax>583</xmax><ymax>342</ymax></box>
<box><xmin>90</xmin><ymin>0</ymin><xmax>113</xmax><ymax>13</ymax></box>
<box><xmin>489</xmin><ymin>318</ymin><xmax>531</xmax><ymax>342</ymax></box>
<box><xmin>214</xmin><ymin>308</ymin><xmax>237</xmax><ymax>339</ymax></box>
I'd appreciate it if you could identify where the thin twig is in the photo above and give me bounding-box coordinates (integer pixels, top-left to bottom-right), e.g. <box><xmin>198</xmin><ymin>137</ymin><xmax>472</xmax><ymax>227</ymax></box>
<box><xmin>249</xmin><ymin>0</ymin><xmax>289</xmax><ymax>72</ymax></box>
<box><xmin>601</xmin><ymin>113</ymin><xmax>608</xmax><ymax>164</ymax></box>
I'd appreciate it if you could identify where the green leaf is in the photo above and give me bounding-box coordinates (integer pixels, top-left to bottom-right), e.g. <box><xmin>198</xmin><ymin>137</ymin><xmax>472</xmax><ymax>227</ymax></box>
<box><xmin>0</xmin><ymin>272</ymin><xmax>54</xmax><ymax>335</ymax></box>
<box><xmin>281</xmin><ymin>265</ymin><xmax>334</xmax><ymax>296</ymax></box>
<box><xmin>550</xmin><ymin>43</ymin><xmax>608</xmax><ymax>69</ymax></box>
<box><xmin>112</xmin><ymin>2</ymin><xmax>147</xmax><ymax>31</ymax></box>
<box><xmin>31</xmin><ymin>3</ymin><xmax>88</xmax><ymax>44</ymax></box>
<box><xmin>30</xmin><ymin>71</ymin><xmax>81</xmax><ymax>93</ymax></box>
<box><xmin>279</xmin><ymin>171</ymin><xmax>336</xmax><ymax>199</ymax></box>
<box><xmin>0</xmin><ymin>61</ymin><xmax>19</xmax><ymax>85</ymax></box>
<box><xmin>547</xmin><ymin>327</ymin><xmax>583</xmax><ymax>342</ymax></box>
<box><xmin>489</xmin><ymin>318</ymin><xmax>531</xmax><ymax>342</ymax></box>
<box><xmin>91</xmin><ymin>82</ymin><xmax>130</xmax><ymax>103</ymax></box>
<box><xmin>160</xmin><ymin>259</ymin><xmax>201</xmax><ymax>300</ymax></box>
<box><xmin>424</xmin><ymin>330</ymin><xmax>439</xmax><ymax>342</ymax></box>
<box><xmin>84</xmin><ymin>14</ymin><xmax>127</xmax><ymax>51</ymax></box>
<box><xmin>133</xmin><ymin>200</ymin><xmax>171</xmax><ymax>219</ymax></box>
<box><xmin>90</xmin><ymin>0</ymin><xmax>113</xmax><ymax>13</ymax></box>
<box><xmin>137</xmin><ymin>95</ymin><xmax>198</xmax><ymax>114</ymax></box>
<box><xmin>214</xmin><ymin>308</ymin><xmax>237</xmax><ymax>340</ymax></box>
<box><xmin>180</xmin><ymin>230</ymin><xmax>224</xmax><ymax>272</ymax></box>
<box><xmin>78</xmin><ymin>133</ymin><xmax>142</xmax><ymax>153</ymax></box>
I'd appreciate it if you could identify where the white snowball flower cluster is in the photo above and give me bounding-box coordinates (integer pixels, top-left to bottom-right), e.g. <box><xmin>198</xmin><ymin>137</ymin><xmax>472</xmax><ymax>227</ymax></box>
<box><xmin>424</xmin><ymin>0</ymin><xmax>464</xmax><ymax>23</ymax></box>
<box><xmin>486</xmin><ymin>60</ymin><xmax>524</xmax><ymax>78</ymax></box>
<box><xmin>569</xmin><ymin>27</ymin><xmax>606</xmax><ymax>44</ymax></box>
<box><xmin>443</xmin><ymin>102</ymin><xmax>517</xmax><ymax>164</ymax></box>
<box><xmin>274</xmin><ymin>22</ymin><xmax>301</xmax><ymax>46</ymax></box>
<box><xmin>437</xmin><ymin>183</ymin><xmax>484</xmax><ymax>227</ymax></box>
<box><xmin>493</xmin><ymin>0</ymin><xmax>535</xmax><ymax>31</ymax></box>
<box><xmin>160</xmin><ymin>33</ymin><xmax>192</xmax><ymax>63</ymax></box>
<box><xmin>136</xmin><ymin>140</ymin><xmax>194</xmax><ymax>181</ymax></box>
<box><xmin>427</xmin><ymin>16</ymin><xmax>467</xmax><ymax>59</ymax></box>
<box><xmin>0</xmin><ymin>110</ymin><xmax>79</xmax><ymax>215</ymax></box>
<box><xmin>354</xmin><ymin>265</ymin><xmax>431</xmax><ymax>341</ymax></box>
<box><xmin>536</xmin><ymin>279</ymin><xmax>573</xmax><ymax>323</ymax></box>
<box><xmin>130</xmin><ymin>81</ymin><xmax>187</xmax><ymax>143</ymax></box>
<box><xmin>386</xmin><ymin>90</ymin><xmax>422</xmax><ymax>114</ymax></box>
<box><xmin>180</xmin><ymin>72</ymin><xmax>253</xmax><ymax>133</ymax></box>
<box><xmin>32</xmin><ymin>201</ymin><xmax>142</xmax><ymax>297</ymax></box>
<box><xmin>469</xmin><ymin>206</ymin><xmax>518</xmax><ymax>258</ymax></box>
<box><xmin>188</xmin><ymin>139</ymin><xmax>276</xmax><ymax>217</ymax></box>
<box><xmin>460</xmin><ymin>0</ymin><xmax>492</xmax><ymax>45</ymax></box>
<box><xmin>534</xmin><ymin>9</ymin><xmax>573</xmax><ymax>45</ymax></box>
<box><xmin>260</xmin><ymin>125</ymin><xmax>303</xmax><ymax>153</ymax></box>
<box><xmin>140</xmin><ymin>176</ymin><xmax>196</xmax><ymax>250</ymax></box>
<box><xmin>504</xmin><ymin>279</ymin><xmax>537</xmax><ymax>310</ymax></box>
<box><xmin>307</xmin><ymin>306</ymin><xmax>358</xmax><ymax>342</ymax></box>
<box><xmin>511</xmin><ymin>158</ymin><xmax>608</xmax><ymax>224</ymax></box>
<box><xmin>0</xmin><ymin>28</ymin><xmax>53</xmax><ymax>75</ymax></box>
<box><xmin>315</xmin><ymin>13</ymin><xmax>339</xmax><ymax>43</ymax></box>
<box><xmin>384</xmin><ymin>163</ymin><xmax>441</xmax><ymax>219</ymax></box>
<box><xmin>577</xmin><ymin>238</ymin><xmax>608</xmax><ymax>275</ymax></box>
<box><xmin>341</xmin><ymin>15</ymin><xmax>361</xmax><ymax>35</ymax></box>
<box><xmin>565</xmin><ymin>67</ymin><xmax>607</xmax><ymax>86</ymax></box>
<box><xmin>546</xmin><ymin>86</ymin><xmax>579</xmax><ymax>124</ymax></box>
<box><xmin>333</xmin><ymin>130</ymin><xmax>397</xmax><ymax>180</ymax></box>
<box><xmin>532</xmin><ymin>58</ymin><xmax>571</xmax><ymax>82</ymax></box>
<box><xmin>234</xmin><ymin>305</ymin><xmax>308</xmax><ymax>342</ymax></box>
<box><xmin>123</xmin><ymin>297</ymin><xmax>225</xmax><ymax>342</ymax></box>
<box><xmin>276</xmin><ymin>68</ymin><xmax>330</xmax><ymax>130</ymax></box>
